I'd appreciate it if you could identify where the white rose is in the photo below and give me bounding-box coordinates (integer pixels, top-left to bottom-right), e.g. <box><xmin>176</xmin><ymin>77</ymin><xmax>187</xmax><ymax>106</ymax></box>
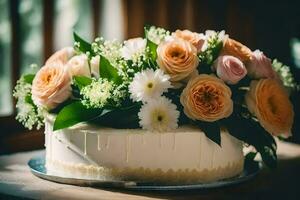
<box><xmin>121</xmin><ymin>37</ymin><xmax>146</xmax><ymax>60</ymax></box>
<box><xmin>67</xmin><ymin>54</ymin><xmax>91</xmax><ymax>77</ymax></box>
<box><xmin>90</xmin><ymin>55</ymin><xmax>100</xmax><ymax>78</ymax></box>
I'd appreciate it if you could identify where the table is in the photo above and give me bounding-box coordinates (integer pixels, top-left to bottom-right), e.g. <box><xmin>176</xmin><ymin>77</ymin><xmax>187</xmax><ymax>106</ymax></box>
<box><xmin>1</xmin><ymin>140</ymin><xmax>300</xmax><ymax>200</ymax></box>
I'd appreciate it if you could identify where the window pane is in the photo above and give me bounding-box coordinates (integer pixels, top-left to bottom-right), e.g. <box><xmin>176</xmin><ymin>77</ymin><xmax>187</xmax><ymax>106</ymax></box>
<box><xmin>100</xmin><ymin>0</ymin><xmax>125</xmax><ymax>41</ymax></box>
<box><xmin>0</xmin><ymin>0</ymin><xmax>13</xmax><ymax>116</ymax></box>
<box><xmin>54</xmin><ymin>0</ymin><xmax>93</xmax><ymax>50</ymax></box>
<box><xmin>19</xmin><ymin>0</ymin><xmax>43</xmax><ymax>74</ymax></box>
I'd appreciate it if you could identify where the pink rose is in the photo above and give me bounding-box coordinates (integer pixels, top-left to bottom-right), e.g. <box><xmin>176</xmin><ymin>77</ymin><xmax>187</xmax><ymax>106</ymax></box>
<box><xmin>32</xmin><ymin>61</ymin><xmax>71</xmax><ymax>110</ymax></box>
<box><xmin>213</xmin><ymin>55</ymin><xmax>247</xmax><ymax>84</ymax></box>
<box><xmin>246</xmin><ymin>50</ymin><xmax>278</xmax><ymax>79</ymax></box>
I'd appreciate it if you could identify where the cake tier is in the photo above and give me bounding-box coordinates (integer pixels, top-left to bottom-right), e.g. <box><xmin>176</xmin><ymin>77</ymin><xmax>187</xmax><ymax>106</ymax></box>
<box><xmin>45</xmin><ymin>117</ymin><xmax>244</xmax><ymax>183</ymax></box>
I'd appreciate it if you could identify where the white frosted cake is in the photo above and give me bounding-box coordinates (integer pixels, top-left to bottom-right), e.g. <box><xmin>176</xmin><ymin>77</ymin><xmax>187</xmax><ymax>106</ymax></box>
<box><xmin>14</xmin><ymin>25</ymin><xmax>291</xmax><ymax>185</ymax></box>
<box><xmin>45</xmin><ymin>116</ymin><xmax>244</xmax><ymax>183</ymax></box>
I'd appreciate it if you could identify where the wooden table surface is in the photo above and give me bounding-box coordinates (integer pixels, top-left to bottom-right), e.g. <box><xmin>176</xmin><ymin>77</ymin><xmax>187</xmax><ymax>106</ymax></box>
<box><xmin>1</xmin><ymin>140</ymin><xmax>300</xmax><ymax>200</ymax></box>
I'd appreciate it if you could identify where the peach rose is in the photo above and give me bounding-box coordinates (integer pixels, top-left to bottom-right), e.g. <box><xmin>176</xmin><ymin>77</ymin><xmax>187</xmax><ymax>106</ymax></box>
<box><xmin>245</xmin><ymin>79</ymin><xmax>294</xmax><ymax>137</ymax></box>
<box><xmin>157</xmin><ymin>38</ymin><xmax>199</xmax><ymax>83</ymax></box>
<box><xmin>246</xmin><ymin>50</ymin><xmax>278</xmax><ymax>79</ymax></box>
<box><xmin>180</xmin><ymin>74</ymin><xmax>233</xmax><ymax>122</ymax></box>
<box><xmin>173</xmin><ymin>30</ymin><xmax>205</xmax><ymax>53</ymax></box>
<box><xmin>45</xmin><ymin>47</ymin><xmax>74</xmax><ymax>65</ymax></box>
<box><xmin>213</xmin><ymin>55</ymin><xmax>247</xmax><ymax>84</ymax></box>
<box><xmin>221</xmin><ymin>38</ymin><xmax>252</xmax><ymax>62</ymax></box>
<box><xmin>67</xmin><ymin>54</ymin><xmax>91</xmax><ymax>77</ymax></box>
<box><xmin>31</xmin><ymin>61</ymin><xmax>72</xmax><ymax>110</ymax></box>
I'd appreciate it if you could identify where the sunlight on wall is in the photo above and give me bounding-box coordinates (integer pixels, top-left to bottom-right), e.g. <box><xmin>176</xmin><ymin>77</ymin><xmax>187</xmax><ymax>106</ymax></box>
<box><xmin>54</xmin><ymin>0</ymin><xmax>93</xmax><ymax>50</ymax></box>
<box><xmin>19</xmin><ymin>0</ymin><xmax>43</xmax><ymax>74</ymax></box>
<box><xmin>0</xmin><ymin>0</ymin><xmax>12</xmax><ymax>116</ymax></box>
<box><xmin>100</xmin><ymin>0</ymin><xmax>124</xmax><ymax>41</ymax></box>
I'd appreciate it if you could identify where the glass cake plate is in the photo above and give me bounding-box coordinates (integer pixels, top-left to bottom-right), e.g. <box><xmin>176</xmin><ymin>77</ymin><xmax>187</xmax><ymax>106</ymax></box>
<box><xmin>28</xmin><ymin>157</ymin><xmax>261</xmax><ymax>191</ymax></box>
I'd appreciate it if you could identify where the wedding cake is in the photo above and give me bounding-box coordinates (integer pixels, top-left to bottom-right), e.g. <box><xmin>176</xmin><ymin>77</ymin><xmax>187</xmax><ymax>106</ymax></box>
<box><xmin>14</xmin><ymin>26</ymin><xmax>296</xmax><ymax>183</ymax></box>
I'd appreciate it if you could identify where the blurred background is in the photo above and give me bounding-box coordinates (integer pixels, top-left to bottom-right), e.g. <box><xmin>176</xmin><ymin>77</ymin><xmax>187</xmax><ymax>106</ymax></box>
<box><xmin>0</xmin><ymin>0</ymin><xmax>299</xmax><ymax>154</ymax></box>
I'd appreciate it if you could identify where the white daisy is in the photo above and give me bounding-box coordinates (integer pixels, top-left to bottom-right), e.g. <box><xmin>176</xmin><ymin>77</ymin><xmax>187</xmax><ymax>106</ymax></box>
<box><xmin>129</xmin><ymin>69</ymin><xmax>172</xmax><ymax>102</ymax></box>
<box><xmin>138</xmin><ymin>97</ymin><xmax>180</xmax><ymax>132</ymax></box>
<box><xmin>121</xmin><ymin>37</ymin><xmax>146</xmax><ymax>60</ymax></box>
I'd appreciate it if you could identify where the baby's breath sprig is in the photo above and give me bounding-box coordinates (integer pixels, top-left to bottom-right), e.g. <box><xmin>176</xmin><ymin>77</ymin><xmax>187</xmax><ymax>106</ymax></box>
<box><xmin>80</xmin><ymin>78</ymin><xmax>128</xmax><ymax>109</ymax></box>
<box><xmin>146</xmin><ymin>26</ymin><xmax>170</xmax><ymax>45</ymax></box>
<box><xmin>13</xmin><ymin>76</ymin><xmax>44</xmax><ymax>130</ymax></box>
<box><xmin>272</xmin><ymin>59</ymin><xmax>299</xmax><ymax>90</ymax></box>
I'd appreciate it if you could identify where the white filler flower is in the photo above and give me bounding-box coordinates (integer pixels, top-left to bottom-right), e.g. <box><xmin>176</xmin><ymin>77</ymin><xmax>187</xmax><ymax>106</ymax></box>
<box><xmin>129</xmin><ymin>69</ymin><xmax>172</xmax><ymax>102</ymax></box>
<box><xmin>121</xmin><ymin>37</ymin><xmax>146</xmax><ymax>60</ymax></box>
<box><xmin>138</xmin><ymin>97</ymin><xmax>180</xmax><ymax>132</ymax></box>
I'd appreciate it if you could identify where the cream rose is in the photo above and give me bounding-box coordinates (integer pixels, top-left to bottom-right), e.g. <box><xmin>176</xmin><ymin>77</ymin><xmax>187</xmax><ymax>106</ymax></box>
<box><xmin>67</xmin><ymin>54</ymin><xmax>91</xmax><ymax>77</ymax></box>
<box><xmin>180</xmin><ymin>74</ymin><xmax>233</xmax><ymax>122</ymax></box>
<box><xmin>173</xmin><ymin>30</ymin><xmax>205</xmax><ymax>53</ymax></box>
<box><xmin>246</xmin><ymin>50</ymin><xmax>278</xmax><ymax>79</ymax></box>
<box><xmin>90</xmin><ymin>55</ymin><xmax>100</xmax><ymax>78</ymax></box>
<box><xmin>221</xmin><ymin>38</ymin><xmax>252</xmax><ymax>62</ymax></box>
<box><xmin>31</xmin><ymin>61</ymin><xmax>71</xmax><ymax>110</ymax></box>
<box><xmin>245</xmin><ymin>79</ymin><xmax>294</xmax><ymax>137</ymax></box>
<box><xmin>213</xmin><ymin>55</ymin><xmax>247</xmax><ymax>84</ymax></box>
<box><xmin>45</xmin><ymin>47</ymin><xmax>74</xmax><ymax>65</ymax></box>
<box><xmin>157</xmin><ymin>38</ymin><xmax>199</xmax><ymax>83</ymax></box>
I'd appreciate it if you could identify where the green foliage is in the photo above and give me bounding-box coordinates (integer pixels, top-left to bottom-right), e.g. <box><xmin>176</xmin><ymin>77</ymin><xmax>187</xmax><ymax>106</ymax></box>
<box><xmin>144</xmin><ymin>26</ymin><xmax>158</xmax><ymax>62</ymax></box>
<box><xmin>193</xmin><ymin>120</ymin><xmax>221</xmax><ymax>146</ymax></box>
<box><xmin>100</xmin><ymin>55</ymin><xmax>123</xmax><ymax>85</ymax></box>
<box><xmin>53</xmin><ymin>101</ymin><xmax>103</xmax><ymax>131</ymax></box>
<box><xmin>73</xmin><ymin>76</ymin><xmax>93</xmax><ymax>90</ymax></box>
<box><xmin>73</xmin><ymin>32</ymin><xmax>94</xmax><ymax>56</ymax></box>
<box><xmin>23</xmin><ymin>74</ymin><xmax>35</xmax><ymax>84</ymax></box>
<box><xmin>221</xmin><ymin>105</ymin><xmax>277</xmax><ymax>169</ymax></box>
<box><xmin>198</xmin><ymin>33</ymin><xmax>223</xmax><ymax>73</ymax></box>
<box><xmin>91</xmin><ymin>102</ymin><xmax>141</xmax><ymax>128</ymax></box>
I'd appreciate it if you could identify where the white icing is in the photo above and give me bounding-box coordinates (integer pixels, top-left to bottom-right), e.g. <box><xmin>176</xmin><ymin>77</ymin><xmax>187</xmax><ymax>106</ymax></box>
<box><xmin>44</xmin><ymin>115</ymin><xmax>244</xmax><ymax>182</ymax></box>
<box><xmin>97</xmin><ymin>135</ymin><xmax>101</xmax><ymax>151</ymax></box>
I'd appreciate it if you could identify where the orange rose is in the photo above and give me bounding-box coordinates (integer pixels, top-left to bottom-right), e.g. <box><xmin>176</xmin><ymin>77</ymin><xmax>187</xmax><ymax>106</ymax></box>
<box><xmin>157</xmin><ymin>38</ymin><xmax>199</xmax><ymax>83</ymax></box>
<box><xmin>180</xmin><ymin>74</ymin><xmax>233</xmax><ymax>122</ymax></box>
<box><xmin>32</xmin><ymin>61</ymin><xmax>71</xmax><ymax>109</ymax></box>
<box><xmin>245</xmin><ymin>79</ymin><xmax>294</xmax><ymax>137</ymax></box>
<box><xmin>173</xmin><ymin>30</ymin><xmax>205</xmax><ymax>53</ymax></box>
<box><xmin>221</xmin><ymin>38</ymin><xmax>252</xmax><ymax>62</ymax></box>
<box><xmin>45</xmin><ymin>47</ymin><xmax>74</xmax><ymax>65</ymax></box>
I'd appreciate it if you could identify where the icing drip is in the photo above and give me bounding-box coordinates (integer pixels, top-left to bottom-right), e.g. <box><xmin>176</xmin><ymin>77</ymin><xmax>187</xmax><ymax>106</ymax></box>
<box><xmin>44</xmin><ymin>130</ymin><xmax>47</xmax><ymax>147</ymax></box>
<box><xmin>211</xmin><ymin>143</ymin><xmax>215</xmax><ymax>169</ymax></box>
<box><xmin>142</xmin><ymin>135</ymin><xmax>146</xmax><ymax>145</ymax></box>
<box><xmin>97</xmin><ymin>135</ymin><xmax>101</xmax><ymax>151</ymax></box>
<box><xmin>198</xmin><ymin>133</ymin><xmax>202</xmax><ymax>169</ymax></box>
<box><xmin>53</xmin><ymin>130</ymin><xmax>98</xmax><ymax>166</ymax></box>
<box><xmin>126</xmin><ymin>135</ymin><xmax>130</xmax><ymax>162</ymax></box>
<box><xmin>105</xmin><ymin>135</ymin><xmax>110</xmax><ymax>149</ymax></box>
<box><xmin>84</xmin><ymin>131</ymin><xmax>87</xmax><ymax>155</ymax></box>
<box><xmin>172</xmin><ymin>133</ymin><xmax>176</xmax><ymax>151</ymax></box>
<box><xmin>49</xmin><ymin>125</ymin><xmax>52</xmax><ymax>160</ymax></box>
<box><xmin>159</xmin><ymin>134</ymin><xmax>162</xmax><ymax>148</ymax></box>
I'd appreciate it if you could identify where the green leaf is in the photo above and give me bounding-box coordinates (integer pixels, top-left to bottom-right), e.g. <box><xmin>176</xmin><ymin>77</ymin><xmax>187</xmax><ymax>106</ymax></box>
<box><xmin>73</xmin><ymin>32</ymin><xmax>93</xmax><ymax>55</ymax></box>
<box><xmin>222</xmin><ymin>113</ymin><xmax>277</xmax><ymax>169</ymax></box>
<box><xmin>73</xmin><ymin>76</ymin><xmax>93</xmax><ymax>90</ymax></box>
<box><xmin>92</xmin><ymin>102</ymin><xmax>141</xmax><ymax>128</ymax></box>
<box><xmin>194</xmin><ymin>121</ymin><xmax>221</xmax><ymax>146</ymax></box>
<box><xmin>144</xmin><ymin>26</ymin><xmax>158</xmax><ymax>62</ymax></box>
<box><xmin>147</xmin><ymin>39</ymin><xmax>158</xmax><ymax>61</ymax></box>
<box><xmin>53</xmin><ymin>101</ymin><xmax>102</xmax><ymax>131</ymax></box>
<box><xmin>25</xmin><ymin>94</ymin><xmax>34</xmax><ymax>104</ymax></box>
<box><xmin>99</xmin><ymin>55</ymin><xmax>123</xmax><ymax>85</ymax></box>
<box><xmin>23</xmin><ymin>74</ymin><xmax>35</xmax><ymax>84</ymax></box>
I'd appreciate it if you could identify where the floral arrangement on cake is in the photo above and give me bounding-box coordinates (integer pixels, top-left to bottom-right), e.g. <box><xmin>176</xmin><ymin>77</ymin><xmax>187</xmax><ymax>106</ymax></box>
<box><xmin>14</xmin><ymin>25</ymin><xmax>298</xmax><ymax>168</ymax></box>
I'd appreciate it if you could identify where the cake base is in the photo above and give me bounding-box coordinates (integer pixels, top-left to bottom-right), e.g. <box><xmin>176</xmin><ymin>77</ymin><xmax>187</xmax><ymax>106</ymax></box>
<box><xmin>45</xmin><ymin>116</ymin><xmax>244</xmax><ymax>183</ymax></box>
